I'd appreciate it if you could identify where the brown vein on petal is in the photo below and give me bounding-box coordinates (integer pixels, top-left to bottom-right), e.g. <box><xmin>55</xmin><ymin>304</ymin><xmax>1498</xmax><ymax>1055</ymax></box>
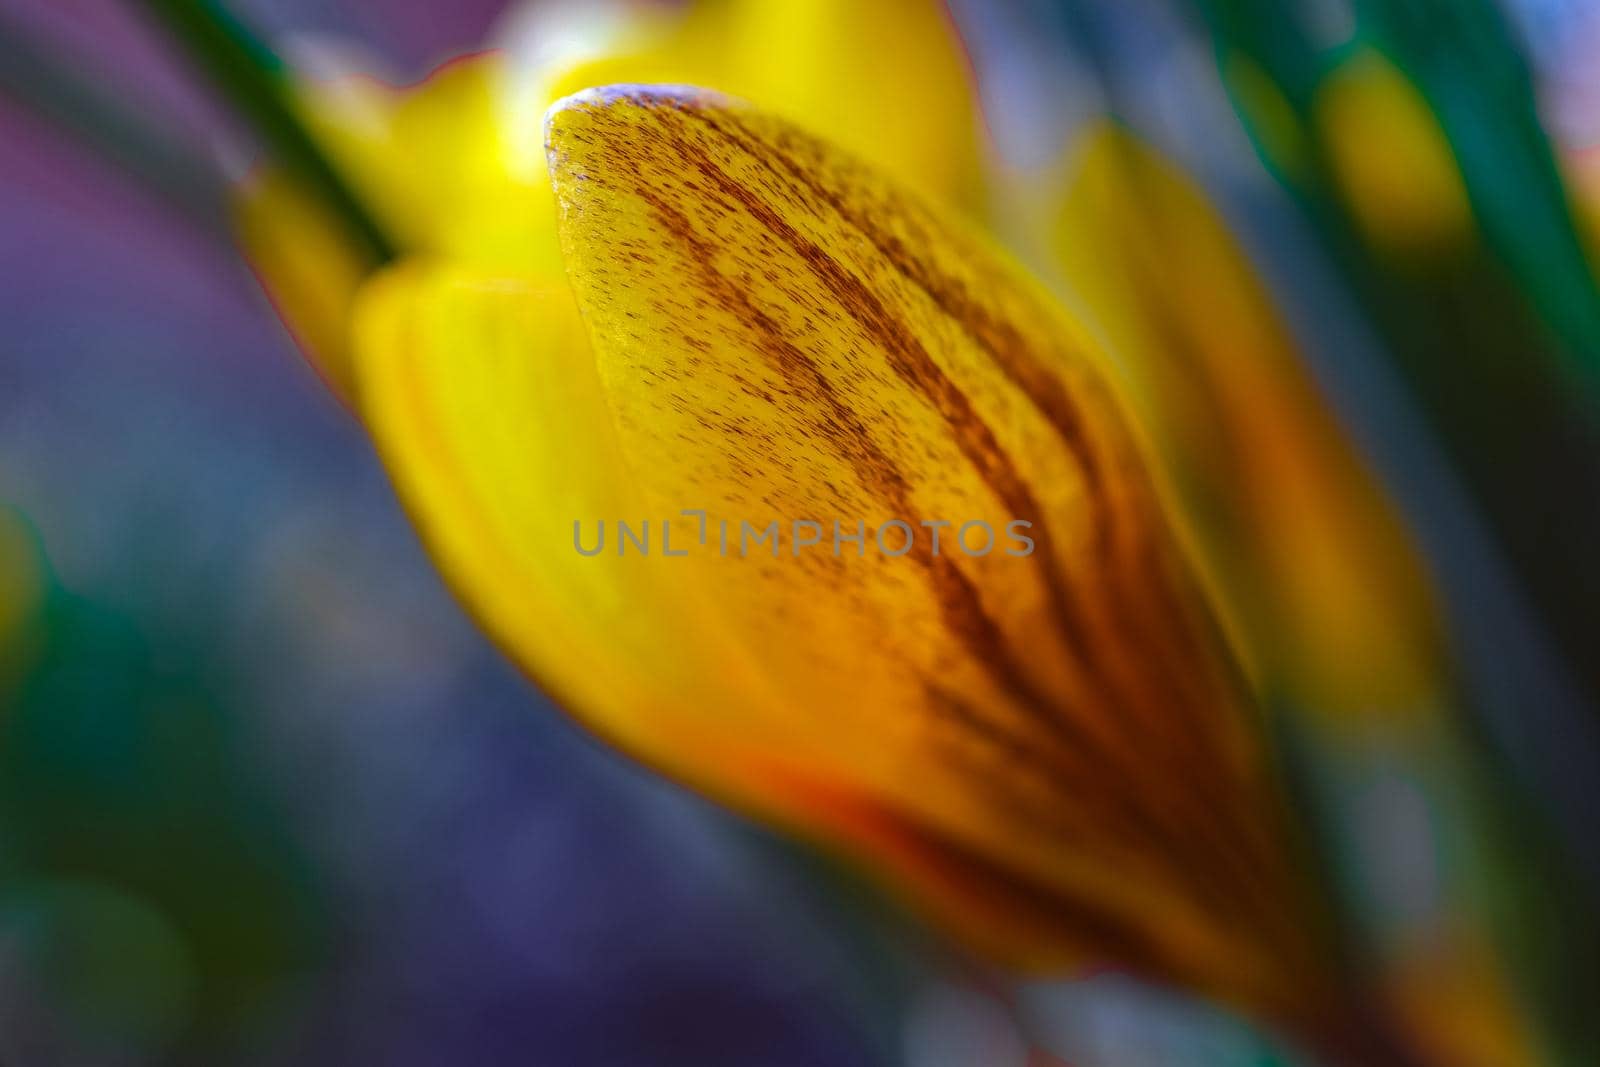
<box><xmin>818</xmin><ymin>780</ymin><xmax>1235</xmax><ymax>998</ymax></box>
<box><xmin>923</xmin><ymin>681</ymin><xmax>1280</xmax><ymax>933</ymax></box>
<box><xmin>922</xmin><ymin>682</ymin><xmax>1132</xmax><ymax>840</ymax></box>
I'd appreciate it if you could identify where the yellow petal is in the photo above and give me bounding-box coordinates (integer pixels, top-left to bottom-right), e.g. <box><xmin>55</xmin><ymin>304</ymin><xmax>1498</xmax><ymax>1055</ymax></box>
<box><xmin>1053</xmin><ymin>125</ymin><xmax>1549</xmax><ymax>1065</ymax></box>
<box><xmin>378</xmin><ymin>55</ymin><xmax>561</xmax><ymax>271</ymax></box>
<box><xmin>244</xmin><ymin>0</ymin><xmax>980</xmax><ymax>396</ymax></box>
<box><xmin>285</xmin><ymin>54</ymin><xmax>560</xmax><ymax>271</ymax></box>
<box><xmin>420</xmin><ymin>85</ymin><xmax>1330</xmax><ymax>1020</ymax></box>
<box><xmin>236</xmin><ymin>53</ymin><xmax>565</xmax><ymax>399</ymax></box>
<box><xmin>234</xmin><ymin>167</ymin><xmax>373</xmax><ymax>400</ymax></box>
<box><xmin>352</xmin><ymin>262</ymin><xmax>800</xmax><ymax>761</ymax></box>
<box><xmin>1054</xmin><ymin>123</ymin><xmax>1446</xmax><ymax>721</ymax></box>
<box><xmin>535</xmin><ymin>0</ymin><xmax>983</xmax><ymax>211</ymax></box>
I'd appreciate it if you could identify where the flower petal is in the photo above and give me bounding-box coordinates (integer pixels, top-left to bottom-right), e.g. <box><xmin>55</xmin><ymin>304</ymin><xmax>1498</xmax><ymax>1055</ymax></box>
<box><xmin>1053</xmin><ymin>124</ymin><xmax>1447</xmax><ymax>721</ymax></box>
<box><xmin>235</xmin><ymin>168</ymin><xmax>373</xmax><ymax>399</ymax></box>
<box><xmin>352</xmin><ymin>260</ymin><xmax>792</xmax><ymax>768</ymax></box>
<box><xmin>534</xmin><ymin>86</ymin><xmax>1332</xmax><ymax>1017</ymax></box>
<box><xmin>529</xmin><ymin>0</ymin><xmax>983</xmax><ymax>210</ymax></box>
<box><xmin>237</xmin><ymin>54</ymin><xmax>566</xmax><ymax>399</ymax></box>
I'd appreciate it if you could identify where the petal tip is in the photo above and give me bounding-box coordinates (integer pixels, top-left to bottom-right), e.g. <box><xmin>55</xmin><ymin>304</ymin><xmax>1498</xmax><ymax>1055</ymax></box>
<box><xmin>543</xmin><ymin>83</ymin><xmax>737</xmax><ymax>160</ymax></box>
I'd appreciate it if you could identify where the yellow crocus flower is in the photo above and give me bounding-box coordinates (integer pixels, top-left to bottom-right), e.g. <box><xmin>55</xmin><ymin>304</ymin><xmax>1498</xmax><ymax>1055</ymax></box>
<box><xmin>237</xmin><ymin>1</ymin><xmax>1355</xmax><ymax>1043</ymax></box>
<box><xmin>526</xmin><ymin>0</ymin><xmax>985</xmax><ymax>211</ymax></box>
<box><xmin>349</xmin><ymin>83</ymin><xmax>1333</xmax><ymax>1026</ymax></box>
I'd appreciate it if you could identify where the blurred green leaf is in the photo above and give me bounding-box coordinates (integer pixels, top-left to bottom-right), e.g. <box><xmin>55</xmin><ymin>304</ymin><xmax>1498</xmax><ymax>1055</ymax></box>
<box><xmin>0</xmin><ymin>530</ymin><xmax>324</xmax><ymax>1059</ymax></box>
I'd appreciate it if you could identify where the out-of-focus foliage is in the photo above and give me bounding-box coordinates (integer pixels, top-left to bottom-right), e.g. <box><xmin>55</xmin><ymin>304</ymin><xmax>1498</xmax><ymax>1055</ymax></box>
<box><xmin>1202</xmin><ymin>0</ymin><xmax>1600</xmax><ymax>741</ymax></box>
<box><xmin>0</xmin><ymin>509</ymin><xmax>322</xmax><ymax>1059</ymax></box>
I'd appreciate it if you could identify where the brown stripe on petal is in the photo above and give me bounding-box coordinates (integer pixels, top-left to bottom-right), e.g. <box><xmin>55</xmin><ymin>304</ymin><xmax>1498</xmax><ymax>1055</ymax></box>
<box><xmin>773</xmin><ymin>765</ymin><xmax>1307</xmax><ymax>1015</ymax></box>
<box><xmin>921</xmin><ymin>682</ymin><xmax>1277</xmax><ymax>931</ymax></box>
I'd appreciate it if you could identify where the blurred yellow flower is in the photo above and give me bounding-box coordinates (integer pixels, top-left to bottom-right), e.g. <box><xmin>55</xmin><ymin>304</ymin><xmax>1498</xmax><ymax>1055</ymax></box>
<box><xmin>1314</xmin><ymin>50</ymin><xmax>1474</xmax><ymax>259</ymax></box>
<box><xmin>349</xmin><ymin>86</ymin><xmax>1335</xmax><ymax>1024</ymax></box>
<box><xmin>239</xmin><ymin>0</ymin><xmax>1351</xmax><ymax>1042</ymax></box>
<box><xmin>238</xmin><ymin>0</ymin><xmax>982</xmax><ymax>400</ymax></box>
<box><xmin>1054</xmin><ymin>122</ymin><xmax>1447</xmax><ymax>724</ymax></box>
<box><xmin>1051</xmin><ymin>123</ymin><xmax>1537</xmax><ymax>1067</ymax></box>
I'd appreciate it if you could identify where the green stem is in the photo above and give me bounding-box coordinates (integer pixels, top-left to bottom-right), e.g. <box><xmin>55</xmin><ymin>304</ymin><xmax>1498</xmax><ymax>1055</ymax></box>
<box><xmin>135</xmin><ymin>0</ymin><xmax>396</xmax><ymax>263</ymax></box>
